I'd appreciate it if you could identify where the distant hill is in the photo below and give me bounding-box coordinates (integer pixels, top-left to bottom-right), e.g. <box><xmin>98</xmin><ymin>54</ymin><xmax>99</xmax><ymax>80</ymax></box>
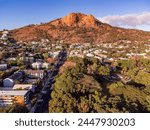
<box><xmin>10</xmin><ymin>13</ymin><xmax>150</xmax><ymax>43</ymax></box>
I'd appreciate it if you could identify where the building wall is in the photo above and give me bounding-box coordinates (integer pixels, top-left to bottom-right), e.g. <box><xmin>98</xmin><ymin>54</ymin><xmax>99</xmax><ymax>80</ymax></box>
<box><xmin>0</xmin><ymin>64</ymin><xmax>7</xmax><ymax>70</ymax></box>
<box><xmin>0</xmin><ymin>95</ymin><xmax>25</xmax><ymax>106</ymax></box>
<box><xmin>0</xmin><ymin>90</ymin><xmax>30</xmax><ymax>106</ymax></box>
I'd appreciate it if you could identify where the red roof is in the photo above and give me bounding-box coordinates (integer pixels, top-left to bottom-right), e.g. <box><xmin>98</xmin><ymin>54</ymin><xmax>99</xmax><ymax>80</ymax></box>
<box><xmin>47</xmin><ymin>58</ymin><xmax>55</xmax><ymax>63</ymax></box>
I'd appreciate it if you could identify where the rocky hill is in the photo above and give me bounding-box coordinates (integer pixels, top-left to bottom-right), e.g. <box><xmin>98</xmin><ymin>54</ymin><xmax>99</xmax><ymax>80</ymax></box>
<box><xmin>50</xmin><ymin>13</ymin><xmax>102</xmax><ymax>27</ymax></box>
<box><xmin>10</xmin><ymin>13</ymin><xmax>150</xmax><ymax>43</ymax></box>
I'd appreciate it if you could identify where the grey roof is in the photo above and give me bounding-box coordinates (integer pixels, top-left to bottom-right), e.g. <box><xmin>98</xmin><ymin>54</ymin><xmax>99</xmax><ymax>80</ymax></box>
<box><xmin>8</xmin><ymin>71</ymin><xmax>24</xmax><ymax>80</ymax></box>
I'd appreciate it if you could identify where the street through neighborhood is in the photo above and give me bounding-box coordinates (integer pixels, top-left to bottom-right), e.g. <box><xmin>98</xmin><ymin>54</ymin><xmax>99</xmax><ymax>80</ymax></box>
<box><xmin>30</xmin><ymin>49</ymin><xmax>67</xmax><ymax>113</ymax></box>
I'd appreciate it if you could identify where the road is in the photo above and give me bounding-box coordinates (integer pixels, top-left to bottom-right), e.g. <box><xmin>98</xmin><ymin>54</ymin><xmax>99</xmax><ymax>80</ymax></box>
<box><xmin>30</xmin><ymin>49</ymin><xmax>67</xmax><ymax>113</ymax></box>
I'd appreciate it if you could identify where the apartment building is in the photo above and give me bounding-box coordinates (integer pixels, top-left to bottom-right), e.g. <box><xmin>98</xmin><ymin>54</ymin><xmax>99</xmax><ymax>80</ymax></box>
<box><xmin>0</xmin><ymin>90</ymin><xmax>30</xmax><ymax>106</ymax></box>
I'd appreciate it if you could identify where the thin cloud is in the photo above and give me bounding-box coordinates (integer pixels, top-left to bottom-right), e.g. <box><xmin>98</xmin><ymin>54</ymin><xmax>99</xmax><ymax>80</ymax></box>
<box><xmin>99</xmin><ymin>12</ymin><xmax>150</xmax><ymax>27</ymax></box>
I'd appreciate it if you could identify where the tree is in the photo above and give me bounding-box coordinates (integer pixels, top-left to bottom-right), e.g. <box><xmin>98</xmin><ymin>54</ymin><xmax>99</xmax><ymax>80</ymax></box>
<box><xmin>43</xmin><ymin>52</ymin><xmax>49</xmax><ymax>59</ymax></box>
<box><xmin>0</xmin><ymin>51</ymin><xmax>4</xmax><ymax>60</ymax></box>
<box><xmin>78</xmin><ymin>97</ymin><xmax>90</xmax><ymax>113</ymax></box>
<box><xmin>5</xmin><ymin>104</ymin><xmax>29</xmax><ymax>113</ymax></box>
<box><xmin>49</xmin><ymin>66</ymin><xmax>103</xmax><ymax>113</ymax></box>
<box><xmin>134</xmin><ymin>71</ymin><xmax>150</xmax><ymax>87</ymax></box>
<box><xmin>97</xmin><ymin>65</ymin><xmax>110</xmax><ymax>76</ymax></box>
<box><xmin>49</xmin><ymin>92</ymin><xmax>77</xmax><ymax>113</ymax></box>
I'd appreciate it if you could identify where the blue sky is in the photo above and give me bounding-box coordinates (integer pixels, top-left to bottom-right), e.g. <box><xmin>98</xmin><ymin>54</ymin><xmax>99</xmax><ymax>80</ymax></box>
<box><xmin>0</xmin><ymin>0</ymin><xmax>150</xmax><ymax>31</ymax></box>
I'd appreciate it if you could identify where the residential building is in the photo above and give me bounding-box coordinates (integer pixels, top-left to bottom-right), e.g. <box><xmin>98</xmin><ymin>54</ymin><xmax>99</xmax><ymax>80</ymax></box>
<box><xmin>42</xmin><ymin>62</ymin><xmax>50</xmax><ymax>69</ymax></box>
<box><xmin>0</xmin><ymin>31</ymin><xmax>9</xmax><ymax>40</ymax></box>
<box><xmin>0</xmin><ymin>64</ymin><xmax>7</xmax><ymax>71</ymax></box>
<box><xmin>47</xmin><ymin>58</ymin><xmax>55</xmax><ymax>64</ymax></box>
<box><xmin>22</xmin><ymin>55</ymin><xmax>35</xmax><ymax>63</ymax></box>
<box><xmin>24</xmin><ymin>70</ymin><xmax>44</xmax><ymax>79</ymax></box>
<box><xmin>0</xmin><ymin>90</ymin><xmax>30</xmax><ymax>106</ymax></box>
<box><xmin>32</xmin><ymin>62</ymin><xmax>42</xmax><ymax>70</ymax></box>
<box><xmin>3</xmin><ymin>71</ymin><xmax>24</xmax><ymax>88</ymax></box>
<box><xmin>32</xmin><ymin>62</ymin><xmax>50</xmax><ymax>69</ymax></box>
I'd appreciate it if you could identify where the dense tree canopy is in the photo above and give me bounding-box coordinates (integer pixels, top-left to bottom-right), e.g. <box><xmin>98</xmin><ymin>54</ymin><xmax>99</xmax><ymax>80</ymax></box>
<box><xmin>49</xmin><ymin>57</ymin><xmax>150</xmax><ymax>113</ymax></box>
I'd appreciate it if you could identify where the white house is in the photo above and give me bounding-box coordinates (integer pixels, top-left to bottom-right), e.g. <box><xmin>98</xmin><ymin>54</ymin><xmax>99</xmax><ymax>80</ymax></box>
<box><xmin>0</xmin><ymin>64</ymin><xmax>7</xmax><ymax>70</ymax></box>
<box><xmin>32</xmin><ymin>62</ymin><xmax>42</xmax><ymax>70</ymax></box>
<box><xmin>24</xmin><ymin>56</ymin><xmax>35</xmax><ymax>63</ymax></box>
<box><xmin>2</xmin><ymin>31</ymin><xmax>9</xmax><ymax>35</ymax></box>
<box><xmin>53</xmin><ymin>51</ymin><xmax>60</xmax><ymax>58</ymax></box>
<box><xmin>1</xmin><ymin>31</ymin><xmax>9</xmax><ymax>40</ymax></box>
<box><xmin>42</xmin><ymin>62</ymin><xmax>49</xmax><ymax>69</ymax></box>
<box><xmin>32</xmin><ymin>62</ymin><xmax>50</xmax><ymax>69</ymax></box>
<box><xmin>56</xmin><ymin>45</ymin><xmax>62</xmax><ymax>49</ymax></box>
<box><xmin>24</xmin><ymin>70</ymin><xmax>44</xmax><ymax>79</ymax></box>
<box><xmin>86</xmin><ymin>53</ymin><xmax>94</xmax><ymax>57</ymax></box>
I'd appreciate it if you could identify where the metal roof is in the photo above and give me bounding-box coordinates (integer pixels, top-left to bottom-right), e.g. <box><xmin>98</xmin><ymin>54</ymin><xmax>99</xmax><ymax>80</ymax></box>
<box><xmin>0</xmin><ymin>90</ymin><xmax>28</xmax><ymax>96</ymax></box>
<box><xmin>13</xmin><ymin>84</ymin><xmax>33</xmax><ymax>90</ymax></box>
<box><xmin>7</xmin><ymin>71</ymin><xmax>24</xmax><ymax>80</ymax></box>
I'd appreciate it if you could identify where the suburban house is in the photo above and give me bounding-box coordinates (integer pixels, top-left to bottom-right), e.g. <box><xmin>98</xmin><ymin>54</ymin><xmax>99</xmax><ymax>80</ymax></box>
<box><xmin>49</xmin><ymin>51</ymin><xmax>60</xmax><ymax>58</ymax></box>
<box><xmin>24</xmin><ymin>70</ymin><xmax>44</xmax><ymax>79</ymax></box>
<box><xmin>0</xmin><ymin>64</ymin><xmax>7</xmax><ymax>71</ymax></box>
<box><xmin>21</xmin><ymin>54</ymin><xmax>35</xmax><ymax>63</ymax></box>
<box><xmin>47</xmin><ymin>58</ymin><xmax>55</xmax><ymax>64</ymax></box>
<box><xmin>3</xmin><ymin>71</ymin><xmax>24</xmax><ymax>88</ymax></box>
<box><xmin>0</xmin><ymin>31</ymin><xmax>9</xmax><ymax>40</ymax></box>
<box><xmin>32</xmin><ymin>62</ymin><xmax>50</xmax><ymax>69</ymax></box>
<box><xmin>32</xmin><ymin>62</ymin><xmax>42</xmax><ymax>70</ymax></box>
<box><xmin>42</xmin><ymin>62</ymin><xmax>49</xmax><ymax>69</ymax></box>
